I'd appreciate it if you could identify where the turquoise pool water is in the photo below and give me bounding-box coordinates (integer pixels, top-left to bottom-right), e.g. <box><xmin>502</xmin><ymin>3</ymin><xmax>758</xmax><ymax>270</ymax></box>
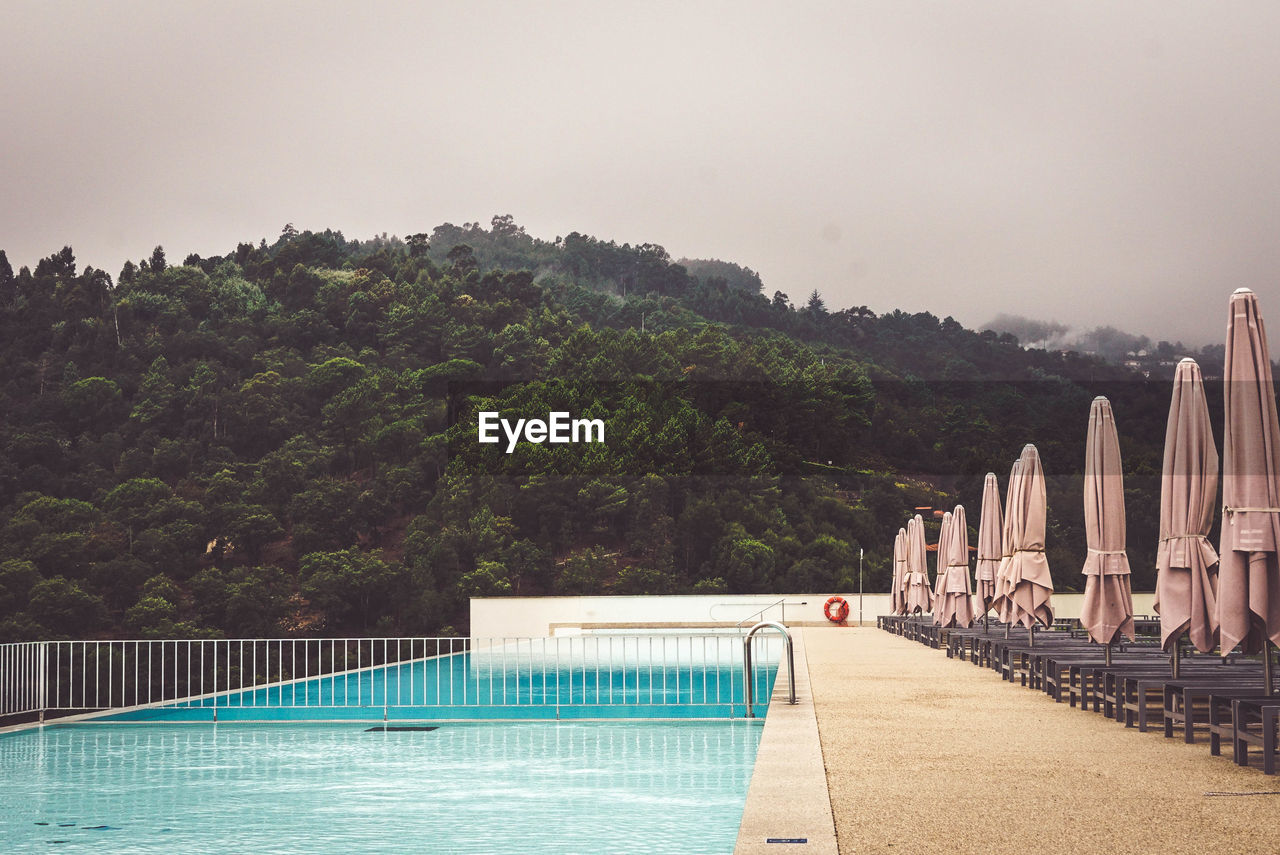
<box><xmin>100</xmin><ymin>638</ymin><xmax>780</xmax><ymax>722</ymax></box>
<box><xmin>0</xmin><ymin>721</ymin><xmax>763</xmax><ymax>854</ymax></box>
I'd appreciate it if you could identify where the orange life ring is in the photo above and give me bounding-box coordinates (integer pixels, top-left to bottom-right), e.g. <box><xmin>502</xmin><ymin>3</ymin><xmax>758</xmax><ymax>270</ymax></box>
<box><xmin>824</xmin><ymin>596</ymin><xmax>849</xmax><ymax>623</ymax></box>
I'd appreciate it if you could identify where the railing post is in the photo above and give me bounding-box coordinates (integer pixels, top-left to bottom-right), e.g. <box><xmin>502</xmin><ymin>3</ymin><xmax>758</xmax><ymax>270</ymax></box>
<box><xmin>39</xmin><ymin>642</ymin><xmax>47</xmax><ymax>723</ymax></box>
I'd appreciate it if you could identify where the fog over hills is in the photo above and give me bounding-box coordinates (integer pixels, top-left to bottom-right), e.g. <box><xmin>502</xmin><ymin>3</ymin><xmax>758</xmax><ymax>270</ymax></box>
<box><xmin>6</xmin><ymin>4</ymin><xmax>1280</xmax><ymax>348</ymax></box>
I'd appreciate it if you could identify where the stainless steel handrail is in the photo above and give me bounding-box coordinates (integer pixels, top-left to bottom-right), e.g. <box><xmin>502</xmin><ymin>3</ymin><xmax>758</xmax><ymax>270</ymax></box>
<box><xmin>743</xmin><ymin>621</ymin><xmax>796</xmax><ymax>718</ymax></box>
<box><xmin>735</xmin><ymin>597</ymin><xmax>790</xmax><ymax>628</ymax></box>
<box><xmin>705</xmin><ymin>597</ymin><xmax>808</xmax><ymax>627</ymax></box>
<box><xmin>708</xmin><ymin>599</ymin><xmax>771</xmax><ymax>624</ymax></box>
<box><xmin>711</xmin><ymin>599</ymin><xmax>798</xmax><ymax>624</ymax></box>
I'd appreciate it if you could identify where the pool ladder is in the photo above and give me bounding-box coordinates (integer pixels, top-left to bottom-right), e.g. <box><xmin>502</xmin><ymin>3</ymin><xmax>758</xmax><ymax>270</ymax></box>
<box><xmin>743</xmin><ymin>621</ymin><xmax>797</xmax><ymax>718</ymax></box>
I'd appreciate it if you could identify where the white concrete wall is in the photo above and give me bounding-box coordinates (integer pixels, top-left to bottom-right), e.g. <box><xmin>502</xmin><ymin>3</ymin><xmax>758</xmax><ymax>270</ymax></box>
<box><xmin>469</xmin><ymin>592</ymin><xmax>1158</xmax><ymax>638</ymax></box>
<box><xmin>471</xmin><ymin>594</ymin><xmax>846</xmax><ymax>638</ymax></box>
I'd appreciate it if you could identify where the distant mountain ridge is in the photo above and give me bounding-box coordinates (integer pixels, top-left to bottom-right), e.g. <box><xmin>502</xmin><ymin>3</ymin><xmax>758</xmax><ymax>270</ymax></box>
<box><xmin>0</xmin><ymin>217</ymin><xmax>1206</xmax><ymax>641</ymax></box>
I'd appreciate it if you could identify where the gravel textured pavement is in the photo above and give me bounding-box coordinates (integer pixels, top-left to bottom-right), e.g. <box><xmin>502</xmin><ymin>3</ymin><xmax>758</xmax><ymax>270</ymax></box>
<box><xmin>807</xmin><ymin>627</ymin><xmax>1280</xmax><ymax>855</ymax></box>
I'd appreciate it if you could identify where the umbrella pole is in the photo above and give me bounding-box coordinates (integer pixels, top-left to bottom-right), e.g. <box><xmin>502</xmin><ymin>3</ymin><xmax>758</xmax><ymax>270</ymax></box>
<box><xmin>1171</xmin><ymin>635</ymin><xmax>1180</xmax><ymax>679</ymax></box>
<box><xmin>1104</xmin><ymin>641</ymin><xmax>1112</xmax><ymax>667</ymax></box>
<box><xmin>1267</xmin><ymin>641</ymin><xmax>1274</xmax><ymax>697</ymax></box>
<box><xmin>1028</xmin><ymin>623</ymin><xmax>1035</xmax><ymax>648</ymax></box>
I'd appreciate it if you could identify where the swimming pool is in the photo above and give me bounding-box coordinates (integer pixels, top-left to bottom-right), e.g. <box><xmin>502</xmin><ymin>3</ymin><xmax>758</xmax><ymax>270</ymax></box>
<box><xmin>1</xmin><ymin>720</ymin><xmax>763</xmax><ymax>854</ymax></box>
<box><xmin>1</xmin><ymin>634</ymin><xmax>783</xmax><ymax>852</ymax></box>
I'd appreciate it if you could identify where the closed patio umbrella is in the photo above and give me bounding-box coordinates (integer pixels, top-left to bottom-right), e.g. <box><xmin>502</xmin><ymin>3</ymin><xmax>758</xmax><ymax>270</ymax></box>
<box><xmin>932</xmin><ymin>511</ymin><xmax>953</xmax><ymax>624</ymax></box>
<box><xmin>1006</xmin><ymin>444</ymin><xmax>1054</xmax><ymax>643</ymax></box>
<box><xmin>892</xmin><ymin>527</ymin><xmax>909</xmax><ymax>616</ymax></box>
<box><xmin>1080</xmin><ymin>397</ymin><xmax>1135</xmax><ymax>663</ymax></box>
<box><xmin>937</xmin><ymin>504</ymin><xmax>975</xmax><ymax>628</ymax></box>
<box><xmin>904</xmin><ymin>514</ymin><xmax>934</xmax><ymax>615</ymax></box>
<box><xmin>993</xmin><ymin>458</ymin><xmax>1024</xmax><ymax>631</ymax></box>
<box><xmin>1217</xmin><ymin>288</ymin><xmax>1280</xmax><ymax>693</ymax></box>
<box><xmin>1153</xmin><ymin>358</ymin><xmax>1219</xmax><ymax>673</ymax></box>
<box><xmin>974</xmin><ymin>472</ymin><xmax>1002</xmax><ymax>629</ymax></box>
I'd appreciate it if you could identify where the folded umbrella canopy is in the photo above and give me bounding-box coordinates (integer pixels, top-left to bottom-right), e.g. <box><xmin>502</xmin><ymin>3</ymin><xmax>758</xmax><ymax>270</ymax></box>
<box><xmin>932</xmin><ymin>511</ymin><xmax>953</xmax><ymax>624</ymax></box>
<box><xmin>1154</xmin><ymin>358</ymin><xmax>1220</xmax><ymax>657</ymax></box>
<box><xmin>891</xmin><ymin>527</ymin><xmax>909</xmax><ymax>616</ymax></box>
<box><xmin>937</xmin><ymin>504</ymin><xmax>975</xmax><ymax>628</ymax></box>
<box><xmin>1217</xmin><ymin>289</ymin><xmax>1280</xmax><ymax>693</ymax></box>
<box><xmin>993</xmin><ymin>458</ymin><xmax>1024</xmax><ymax>626</ymax></box>
<box><xmin>973</xmin><ymin>472</ymin><xmax>1002</xmax><ymax>623</ymax></box>
<box><xmin>1080</xmin><ymin>396</ymin><xmax>1135</xmax><ymax>648</ymax></box>
<box><xmin>1005</xmin><ymin>444</ymin><xmax>1055</xmax><ymax>632</ymax></box>
<box><xmin>904</xmin><ymin>514</ymin><xmax>934</xmax><ymax>615</ymax></box>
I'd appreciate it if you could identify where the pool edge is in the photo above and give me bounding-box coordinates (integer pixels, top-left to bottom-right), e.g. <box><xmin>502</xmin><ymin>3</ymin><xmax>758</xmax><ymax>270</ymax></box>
<box><xmin>733</xmin><ymin>627</ymin><xmax>838</xmax><ymax>854</ymax></box>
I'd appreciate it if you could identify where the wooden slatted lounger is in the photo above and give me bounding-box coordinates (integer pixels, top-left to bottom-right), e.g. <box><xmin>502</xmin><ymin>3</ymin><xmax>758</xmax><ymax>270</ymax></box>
<box><xmin>1040</xmin><ymin>649</ymin><xmax>1142</xmax><ymax>701</ymax></box>
<box><xmin>1099</xmin><ymin>665</ymin><xmax>1182</xmax><ymax>721</ymax></box>
<box><xmin>1162</xmin><ymin>678</ymin><xmax>1266</xmax><ymax>743</ymax></box>
<box><xmin>1208</xmin><ymin>692</ymin><xmax>1279</xmax><ymax>763</ymax></box>
<box><xmin>1055</xmin><ymin>655</ymin><xmax>1161</xmax><ymax>709</ymax></box>
<box><xmin>1231</xmin><ymin>698</ymin><xmax>1280</xmax><ymax>774</ymax></box>
<box><xmin>1068</xmin><ymin>658</ymin><xmax>1164</xmax><ymax>713</ymax></box>
<box><xmin>1112</xmin><ymin>665</ymin><xmax>1258</xmax><ymax>730</ymax></box>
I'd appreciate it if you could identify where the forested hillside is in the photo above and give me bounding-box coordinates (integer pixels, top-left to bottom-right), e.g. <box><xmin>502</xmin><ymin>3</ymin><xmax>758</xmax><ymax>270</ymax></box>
<box><xmin>0</xmin><ymin>218</ymin><xmax>1225</xmax><ymax>640</ymax></box>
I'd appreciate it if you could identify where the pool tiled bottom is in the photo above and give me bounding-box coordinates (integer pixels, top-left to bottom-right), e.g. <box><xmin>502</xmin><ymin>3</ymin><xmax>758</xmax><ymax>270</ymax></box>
<box><xmin>1</xmin><ymin>721</ymin><xmax>763</xmax><ymax>854</ymax></box>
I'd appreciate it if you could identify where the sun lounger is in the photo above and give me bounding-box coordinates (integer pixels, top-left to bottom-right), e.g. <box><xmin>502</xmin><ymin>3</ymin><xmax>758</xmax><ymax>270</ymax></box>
<box><xmin>1109</xmin><ymin>664</ymin><xmax>1255</xmax><ymax>729</ymax></box>
<box><xmin>1207</xmin><ymin>692</ymin><xmax>1280</xmax><ymax>764</ymax></box>
<box><xmin>1230</xmin><ymin>697</ymin><xmax>1280</xmax><ymax>773</ymax></box>
<box><xmin>1160</xmin><ymin>677</ymin><xmax>1263</xmax><ymax>743</ymax></box>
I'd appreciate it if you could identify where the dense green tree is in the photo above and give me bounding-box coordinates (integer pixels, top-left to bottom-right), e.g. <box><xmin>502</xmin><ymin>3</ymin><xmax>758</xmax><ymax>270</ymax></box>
<box><xmin>456</xmin><ymin>560</ymin><xmax>513</xmax><ymax>597</ymax></box>
<box><xmin>299</xmin><ymin>549</ymin><xmax>401</xmax><ymax>632</ymax></box>
<box><xmin>62</xmin><ymin>376</ymin><xmax>124</xmax><ymax>434</ymax></box>
<box><xmin>0</xmin><ymin>250</ymin><xmax>13</xmax><ymax>304</ymax></box>
<box><xmin>225</xmin><ymin>506</ymin><xmax>284</xmax><ymax>563</ymax></box>
<box><xmin>0</xmin><ymin>217</ymin><xmax>1184</xmax><ymax>641</ymax></box>
<box><xmin>125</xmin><ymin>594</ymin><xmax>179</xmax><ymax>636</ymax></box>
<box><xmin>0</xmin><ymin>559</ymin><xmax>41</xmax><ymax>613</ymax></box>
<box><xmin>805</xmin><ymin>289</ymin><xmax>827</xmax><ymax>315</ymax></box>
<box><xmin>223</xmin><ymin>566</ymin><xmax>291</xmax><ymax>636</ymax></box>
<box><xmin>554</xmin><ymin>548</ymin><xmax>614</xmax><ymax>594</ymax></box>
<box><xmin>149</xmin><ymin>245</ymin><xmax>167</xmax><ymax>274</ymax></box>
<box><xmin>714</xmin><ymin>534</ymin><xmax>775</xmax><ymax>593</ymax></box>
<box><xmin>130</xmin><ymin>357</ymin><xmax>177</xmax><ymax>426</ymax></box>
<box><xmin>27</xmin><ymin>576</ymin><xmax>108</xmax><ymax>637</ymax></box>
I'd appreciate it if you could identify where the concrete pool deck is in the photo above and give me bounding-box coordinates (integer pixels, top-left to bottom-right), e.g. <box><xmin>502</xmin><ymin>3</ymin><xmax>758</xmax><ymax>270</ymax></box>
<box><xmin>735</xmin><ymin>628</ymin><xmax>838</xmax><ymax>854</ymax></box>
<box><xmin>801</xmin><ymin>626</ymin><xmax>1280</xmax><ymax>855</ymax></box>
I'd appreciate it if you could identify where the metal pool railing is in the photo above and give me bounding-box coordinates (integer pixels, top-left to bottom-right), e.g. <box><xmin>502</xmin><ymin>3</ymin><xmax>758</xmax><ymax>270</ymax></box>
<box><xmin>0</xmin><ymin>635</ymin><xmax>782</xmax><ymax>722</ymax></box>
<box><xmin>0</xmin><ymin>642</ymin><xmax>46</xmax><ymax>718</ymax></box>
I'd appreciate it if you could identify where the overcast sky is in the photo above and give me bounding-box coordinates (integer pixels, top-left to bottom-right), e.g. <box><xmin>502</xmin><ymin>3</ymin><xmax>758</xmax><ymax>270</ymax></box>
<box><xmin>5</xmin><ymin>1</ymin><xmax>1280</xmax><ymax>345</ymax></box>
